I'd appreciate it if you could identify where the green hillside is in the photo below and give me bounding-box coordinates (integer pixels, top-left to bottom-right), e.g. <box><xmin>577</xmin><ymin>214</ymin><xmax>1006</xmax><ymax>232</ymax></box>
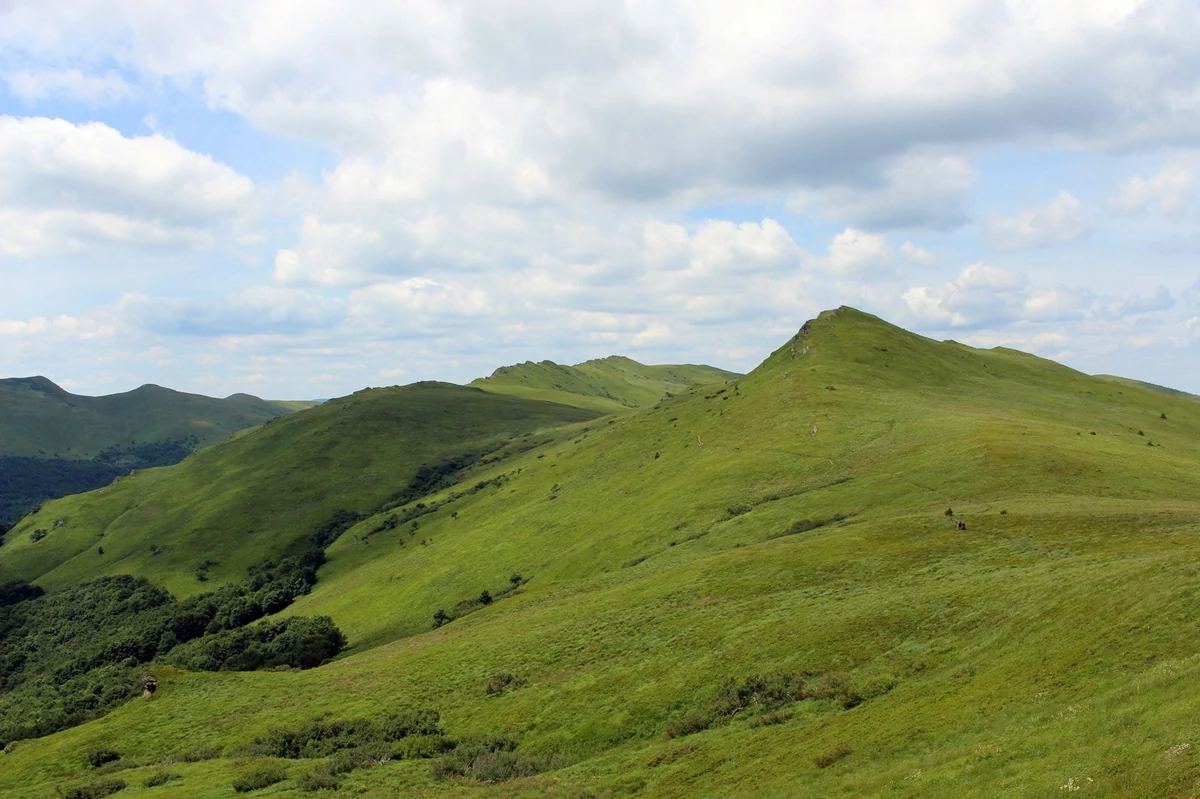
<box><xmin>1095</xmin><ymin>373</ymin><xmax>1200</xmax><ymax>401</ymax></box>
<box><xmin>0</xmin><ymin>378</ymin><xmax>307</xmax><ymax>526</ymax></box>
<box><xmin>0</xmin><ymin>383</ymin><xmax>600</xmax><ymax>598</ymax></box>
<box><xmin>471</xmin><ymin>355</ymin><xmax>741</xmax><ymax>411</ymax></box>
<box><xmin>0</xmin><ymin>377</ymin><xmax>291</xmax><ymax>459</ymax></box>
<box><xmin>4</xmin><ymin>308</ymin><xmax>1200</xmax><ymax>798</ymax></box>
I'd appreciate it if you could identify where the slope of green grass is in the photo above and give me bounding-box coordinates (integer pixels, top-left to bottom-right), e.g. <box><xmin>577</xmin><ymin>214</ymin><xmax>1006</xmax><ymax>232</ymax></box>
<box><xmin>1094</xmin><ymin>373</ymin><xmax>1200</xmax><ymax>401</ymax></box>
<box><xmin>4</xmin><ymin>308</ymin><xmax>1200</xmax><ymax>798</ymax></box>
<box><xmin>0</xmin><ymin>383</ymin><xmax>600</xmax><ymax>597</ymax></box>
<box><xmin>471</xmin><ymin>355</ymin><xmax>741</xmax><ymax>411</ymax></box>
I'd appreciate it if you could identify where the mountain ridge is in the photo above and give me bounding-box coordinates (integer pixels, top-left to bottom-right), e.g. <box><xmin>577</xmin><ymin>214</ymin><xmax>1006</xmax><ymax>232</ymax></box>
<box><xmin>3</xmin><ymin>307</ymin><xmax>1200</xmax><ymax>797</ymax></box>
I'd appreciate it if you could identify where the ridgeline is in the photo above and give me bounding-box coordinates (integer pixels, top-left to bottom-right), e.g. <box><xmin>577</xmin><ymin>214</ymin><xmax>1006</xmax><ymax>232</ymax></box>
<box><xmin>2</xmin><ymin>308</ymin><xmax>1199</xmax><ymax>797</ymax></box>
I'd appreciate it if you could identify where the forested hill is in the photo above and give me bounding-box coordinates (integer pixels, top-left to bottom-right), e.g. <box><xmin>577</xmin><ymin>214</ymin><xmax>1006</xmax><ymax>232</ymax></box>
<box><xmin>0</xmin><ymin>378</ymin><xmax>298</xmax><ymax>527</ymax></box>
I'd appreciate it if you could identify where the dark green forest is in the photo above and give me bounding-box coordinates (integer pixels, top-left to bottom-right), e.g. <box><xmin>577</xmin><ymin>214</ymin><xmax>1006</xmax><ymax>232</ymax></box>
<box><xmin>0</xmin><ymin>510</ymin><xmax>359</xmax><ymax>742</ymax></box>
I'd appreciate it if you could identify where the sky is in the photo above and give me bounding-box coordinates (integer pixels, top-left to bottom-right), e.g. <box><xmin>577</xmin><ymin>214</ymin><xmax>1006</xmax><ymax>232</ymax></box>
<box><xmin>2</xmin><ymin>1</ymin><xmax>1200</xmax><ymax>399</ymax></box>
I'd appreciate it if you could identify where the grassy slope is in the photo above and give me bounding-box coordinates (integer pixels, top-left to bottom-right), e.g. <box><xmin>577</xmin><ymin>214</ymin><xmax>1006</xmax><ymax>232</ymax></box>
<box><xmin>0</xmin><ymin>377</ymin><xmax>292</xmax><ymax>459</ymax></box>
<box><xmin>5</xmin><ymin>308</ymin><xmax>1200</xmax><ymax>797</ymax></box>
<box><xmin>1094</xmin><ymin>373</ymin><xmax>1200</xmax><ymax>401</ymax></box>
<box><xmin>470</xmin><ymin>355</ymin><xmax>742</xmax><ymax>411</ymax></box>
<box><xmin>0</xmin><ymin>384</ymin><xmax>599</xmax><ymax>598</ymax></box>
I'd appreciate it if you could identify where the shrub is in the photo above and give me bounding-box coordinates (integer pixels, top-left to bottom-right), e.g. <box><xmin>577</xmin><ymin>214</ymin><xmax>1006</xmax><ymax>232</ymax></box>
<box><xmin>485</xmin><ymin>673</ymin><xmax>523</xmax><ymax>696</ymax></box>
<box><xmin>381</xmin><ymin>708</ymin><xmax>442</xmax><ymax>739</ymax></box>
<box><xmin>813</xmin><ymin>743</ymin><xmax>852</xmax><ymax>768</ymax></box>
<box><xmin>232</xmin><ymin>762</ymin><xmax>287</xmax><ymax>792</ymax></box>
<box><xmin>663</xmin><ymin>711</ymin><xmax>712</xmax><ymax>740</ymax></box>
<box><xmin>431</xmin><ymin>736</ymin><xmax>564</xmax><ymax>782</ymax></box>
<box><xmin>29</xmin><ymin>528</ymin><xmax>47</xmax><ymax>542</ymax></box>
<box><xmin>298</xmin><ymin>770</ymin><xmax>340</xmax><ymax>791</ymax></box>
<box><xmin>749</xmin><ymin>710</ymin><xmax>791</xmax><ymax>727</ymax></box>
<box><xmin>142</xmin><ymin>771</ymin><xmax>181</xmax><ymax>787</ymax></box>
<box><xmin>62</xmin><ymin>779</ymin><xmax>126</xmax><ymax>799</ymax></box>
<box><xmin>87</xmin><ymin>746</ymin><xmax>122</xmax><ymax>768</ymax></box>
<box><xmin>664</xmin><ymin>673</ymin><xmax>807</xmax><ymax>738</ymax></box>
<box><xmin>393</xmin><ymin>735</ymin><xmax>456</xmax><ymax>760</ymax></box>
<box><xmin>809</xmin><ymin>672</ymin><xmax>863</xmax><ymax>709</ymax></box>
<box><xmin>326</xmin><ymin>745</ymin><xmax>388</xmax><ymax>774</ymax></box>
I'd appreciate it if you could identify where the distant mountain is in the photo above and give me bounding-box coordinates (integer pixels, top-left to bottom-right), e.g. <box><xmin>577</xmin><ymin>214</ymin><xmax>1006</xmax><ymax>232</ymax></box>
<box><xmin>471</xmin><ymin>355</ymin><xmax>742</xmax><ymax>411</ymax></box>
<box><xmin>0</xmin><ymin>377</ymin><xmax>293</xmax><ymax>459</ymax></box>
<box><xmin>0</xmin><ymin>377</ymin><xmax>300</xmax><ymax>526</ymax></box>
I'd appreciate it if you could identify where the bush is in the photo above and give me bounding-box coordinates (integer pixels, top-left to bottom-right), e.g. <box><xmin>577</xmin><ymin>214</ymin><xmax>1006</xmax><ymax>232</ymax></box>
<box><xmin>86</xmin><ymin>746</ymin><xmax>122</xmax><ymax>768</ymax></box>
<box><xmin>431</xmin><ymin>736</ymin><xmax>564</xmax><ymax>782</ymax></box>
<box><xmin>168</xmin><ymin>615</ymin><xmax>346</xmax><ymax>672</ymax></box>
<box><xmin>249</xmin><ymin>710</ymin><xmax>441</xmax><ymax>760</ymax></box>
<box><xmin>749</xmin><ymin>709</ymin><xmax>791</xmax><ymax>727</ymax></box>
<box><xmin>142</xmin><ymin>771</ymin><xmax>181</xmax><ymax>787</ymax></box>
<box><xmin>232</xmin><ymin>762</ymin><xmax>287</xmax><ymax>792</ymax></box>
<box><xmin>393</xmin><ymin>735</ymin><xmax>456</xmax><ymax>760</ymax></box>
<box><xmin>663</xmin><ymin>711</ymin><xmax>712</xmax><ymax>740</ymax></box>
<box><xmin>664</xmin><ymin>673</ymin><xmax>808</xmax><ymax>739</ymax></box>
<box><xmin>380</xmin><ymin>708</ymin><xmax>442</xmax><ymax>739</ymax></box>
<box><xmin>298</xmin><ymin>770</ymin><xmax>340</xmax><ymax>791</ymax></box>
<box><xmin>62</xmin><ymin>779</ymin><xmax>126</xmax><ymax>799</ymax></box>
<box><xmin>485</xmin><ymin>673</ymin><xmax>523</xmax><ymax>696</ymax></box>
<box><xmin>29</xmin><ymin>528</ymin><xmax>47</xmax><ymax>542</ymax></box>
<box><xmin>809</xmin><ymin>672</ymin><xmax>863</xmax><ymax>709</ymax></box>
<box><xmin>813</xmin><ymin>743</ymin><xmax>852</xmax><ymax>768</ymax></box>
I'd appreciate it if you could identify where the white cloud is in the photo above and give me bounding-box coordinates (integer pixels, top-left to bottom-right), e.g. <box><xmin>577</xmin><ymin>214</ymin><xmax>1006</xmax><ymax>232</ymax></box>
<box><xmin>109</xmin><ymin>288</ymin><xmax>346</xmax><ymax>337</ymax></box>
<box><xmin>3</xmin><ymin>68</ymin><xmax>134</xmax><ymax>104</ymax></box>
<box><xmin>788</xmin><ymin>154</ymin><xmax>976</xmax><ymax>230</ymax></box>
<box><xmin>1106</xmin><ymin>159</ymin><xmax>1196</xmax><ymax>216</ymax></box>
<box><xmin>0</xmin><ymin>116</ymin><xmax>254</xmax><ymax>257</ymax></box>
<box><xmin>900</xmin><ymin>241</ymin><xmax>936</xmax><ymax>267</ymax></box>
<box><xmin>904</xmin><ymin>263</ymin><xmax>1093</xmax><ymax>328</ymax></box>
<box><xmin>823</xmin><ymin>228</ymin><xmax>894</xmax><ymax>277</ymax></box>
<box><xmin>986</xmin><ymin>191</ymin><xmax>1090</xmax><ymax>250</ymax></box>
<box><xmin>1101</xmin><ymin>285</ymin><xmax>1175</xmax><ymax>318</ymax></box>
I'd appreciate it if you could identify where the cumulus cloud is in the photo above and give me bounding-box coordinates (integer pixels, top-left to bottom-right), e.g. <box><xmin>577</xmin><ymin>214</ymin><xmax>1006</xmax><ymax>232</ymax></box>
<box><xmin>986</xmin><ymin>191</ymin><xmax>1091</xmax><ymax>250</ymax></box>
<box><xmin>788</xmin><ymin>154</ymin><xmax>976</xmax><ymax>230</ymax></box>
<box><xmin>0</xmin><ymin>116</ymin><xmax>254</xmax><ymax>256</ymax></box>
<box><xmin>900</xmin><ymin>241</ymin><xmax>936</xmax><ymax>267</ymax></box>
<box><xmin>1106</xmin><ymin>159</ymin><xmax>1196</xmax><ymax>216</ymax></box>
<box><xmin>1101</xmin><ymin>285</ymin><xmax>1175</xmax><ymax>318</ymax></box>
<box><xmin>823</xmin><ymin>228</ymin><xmax>894</xmax><ymax>277</ymax></box>
<box><xmin>904</xmin><ymin>263</ymin><xmax>1093</xmax><ymax>328</ymax></box>
<box><xmin>6</xmin><ymin>1</ymin><xmax>1200</xmax><ymax>203</ymax></box>
<box><xmin>117</xmin><ymin>287</ymin><xmax>347</xmax><ymax>337</ymax></box>
<box><xmin>3</xmin><ymin>68</ymin><xmax>134</xmax><ymax>104</ymax></box>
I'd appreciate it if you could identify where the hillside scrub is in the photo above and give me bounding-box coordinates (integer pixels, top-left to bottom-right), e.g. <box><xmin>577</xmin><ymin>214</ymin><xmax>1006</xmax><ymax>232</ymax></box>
<box><xmin>664</xmin><ymin>673</ymin><xmax>808</xmax><ymax>739</ymax></box>
<box><xmin>0</xmin><ymin>542</ymin><xmax>347</xmax><ymax>741</ymax></box>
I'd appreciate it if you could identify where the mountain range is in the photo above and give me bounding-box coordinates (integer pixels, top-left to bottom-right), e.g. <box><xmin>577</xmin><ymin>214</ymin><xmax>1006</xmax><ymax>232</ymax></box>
<box><xmin>2</xmin><ymin>307</ymin><xmax>1199</xmax><ymax>798</ymax></box>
